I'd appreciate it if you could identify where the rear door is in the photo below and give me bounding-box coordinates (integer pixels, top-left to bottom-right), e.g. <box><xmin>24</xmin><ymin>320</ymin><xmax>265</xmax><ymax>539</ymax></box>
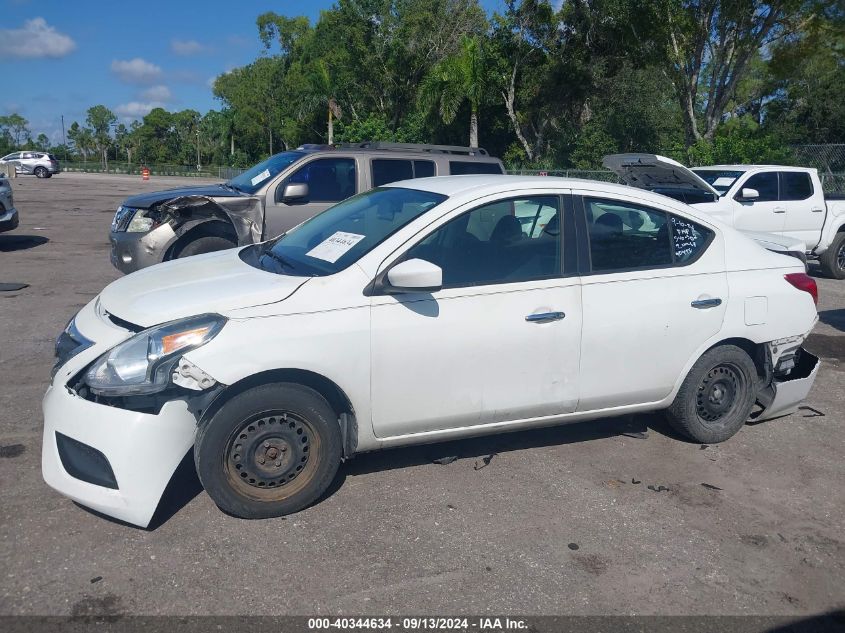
<box><xmin>575</xmin><ymin>191</ymin><xmax>727</xmax><ymax>411</ymax></box>
<box><xmin>779</xmin><ymin>171</ymin><xmax>824</xmax><ymax>245</ymax></box>
<box><xmin>263</xmin><ymin>155</ymin><xmax>360</xmax><ymax>239</ymax></box>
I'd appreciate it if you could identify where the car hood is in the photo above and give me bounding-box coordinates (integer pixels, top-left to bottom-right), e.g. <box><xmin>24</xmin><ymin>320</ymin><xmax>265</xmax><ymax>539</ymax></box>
<box><xmin>98</xmin><ymin>248</ymin><xmax>309</xmax><ymax>328</ymax></box>
<box><xmin>123</xmin><ymin>183</ymin><xmax>249</xmax><ymax>209</ymax></box>
<box><xmin>603</xmin><ymin>153</ymin><xmax>720</xmax><ymax>197</ymax></box>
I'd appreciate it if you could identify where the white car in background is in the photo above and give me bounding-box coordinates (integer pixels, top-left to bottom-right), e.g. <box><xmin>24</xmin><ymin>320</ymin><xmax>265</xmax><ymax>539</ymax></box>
<box><xmin>0</xmin><ymin>174</ymin><xmax>18</xmax><ymax>233</ymax></box>
<box><xmin>43</xmin><ymin>176</ymin><xmax>819</xmax><ymax>527</ymax></box>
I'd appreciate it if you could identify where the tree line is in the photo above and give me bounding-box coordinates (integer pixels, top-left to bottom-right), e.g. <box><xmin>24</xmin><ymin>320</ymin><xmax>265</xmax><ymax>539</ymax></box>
<box><xmin>3</xmin><ymin>0</ymin><xmax>843</xmax><ymax>170</ymax></box>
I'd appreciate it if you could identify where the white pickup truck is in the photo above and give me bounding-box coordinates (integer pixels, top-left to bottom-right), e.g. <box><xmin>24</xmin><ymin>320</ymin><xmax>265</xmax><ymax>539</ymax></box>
<box><xmin>604</xmin><ymin>154</ymin><xmax>845</xmax><ymax>278</ymax></box>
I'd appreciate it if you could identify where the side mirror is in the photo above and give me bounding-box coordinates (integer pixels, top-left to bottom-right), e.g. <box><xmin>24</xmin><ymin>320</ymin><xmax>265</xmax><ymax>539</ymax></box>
<box><xmin>385</xmin><ymin>258</ymin><xmax>442</xmax><ymax>293</ymax></box>
<box><xmin>281</xmin><ymin>182</ymin><xmax>309</xmax><ymax>202</ymax></box>
<box><xmin>739</xmin><ymin>187</ymin><xmax>759</xmax><ymax>201</ymax></box>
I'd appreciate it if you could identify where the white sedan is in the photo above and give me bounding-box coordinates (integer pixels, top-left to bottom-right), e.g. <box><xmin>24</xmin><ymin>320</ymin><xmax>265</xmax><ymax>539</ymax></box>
<box><xmin>43</xmin><ymin>176</ymin><xmax>820</xmax><ymax>527</ymax></box>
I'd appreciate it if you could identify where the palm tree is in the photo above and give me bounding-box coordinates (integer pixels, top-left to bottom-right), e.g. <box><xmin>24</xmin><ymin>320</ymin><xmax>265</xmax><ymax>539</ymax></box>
<box><xmin>418</xmin><ymin>35</ymin><xmax>486</xmax><ymax>148</ymax></box>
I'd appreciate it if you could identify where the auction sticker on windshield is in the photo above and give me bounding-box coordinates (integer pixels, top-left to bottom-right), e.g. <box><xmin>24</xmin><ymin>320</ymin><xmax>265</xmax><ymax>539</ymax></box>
<box><xmin>306</xmin><ymin>231</ymin><xmax>366</xmax><ymax>263</ymax></box>
<box><xmin>250</xmin><ymin>169</ymin><xmax>271</xmax><ymax>187</ymax></box>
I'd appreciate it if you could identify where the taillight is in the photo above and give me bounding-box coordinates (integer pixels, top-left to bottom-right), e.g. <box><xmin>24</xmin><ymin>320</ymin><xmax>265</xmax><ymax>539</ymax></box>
<box><xmin>785</xmin><ymin>272</ymin><xmax>818</xmax><ymax>306</ymax></box>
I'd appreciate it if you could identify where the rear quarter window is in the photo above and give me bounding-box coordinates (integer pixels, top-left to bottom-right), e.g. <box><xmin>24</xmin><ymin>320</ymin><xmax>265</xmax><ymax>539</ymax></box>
<box><xmin>448</xmin><ymin>161</ymin><xmax>504</xmax><ymax>175</ymax></box>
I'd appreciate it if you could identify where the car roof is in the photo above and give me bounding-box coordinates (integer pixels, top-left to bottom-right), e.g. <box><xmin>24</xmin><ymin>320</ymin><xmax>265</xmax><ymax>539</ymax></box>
<box><xmin>695</xmin><ymin>165</ymin><xmax>815</xmax><ymax>173</ymax></box>
<box><xmin>386</xmin><ymin>175</ymin><xmax>726</xmax><ymax>227</ymax></box>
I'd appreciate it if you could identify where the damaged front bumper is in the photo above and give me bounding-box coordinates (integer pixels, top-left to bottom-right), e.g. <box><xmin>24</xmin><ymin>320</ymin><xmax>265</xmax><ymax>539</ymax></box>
<box><xmin>109</xmin><ymin>225</ymin><xmax>174</xmax><ymax>274</ymax></box>
<box><xmin>42</xmin><ymin>298</ymin><xmax>210</xmax><ymax>527</ymax></box>
<box><xmin>42</xmin><ymin>385</ymin><xmax>198</xmax><ymax>528</ymax></box>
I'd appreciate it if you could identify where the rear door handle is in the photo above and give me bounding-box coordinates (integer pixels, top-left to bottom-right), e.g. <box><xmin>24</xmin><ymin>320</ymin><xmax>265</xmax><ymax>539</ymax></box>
<box><xmin>773</xmin><ymin>207</ymin><xmax>787</xmax><ymax>214</ymax></box>
<box><xmin>691</xmin><ymin>298</ymin><xmax>722</xmax><ymax>309</ymax></box>
<box><xmin>525</xmin><ymin>311</ymin><xmax>565</xmax><ymax>323</ymax></box>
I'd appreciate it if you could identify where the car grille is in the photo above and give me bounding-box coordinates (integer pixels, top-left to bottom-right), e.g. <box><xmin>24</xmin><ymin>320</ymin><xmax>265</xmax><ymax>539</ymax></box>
<box><xmin>111</xmin><ymin>206</ymin><xmax>135</xmax><ymax>232</ymax></box>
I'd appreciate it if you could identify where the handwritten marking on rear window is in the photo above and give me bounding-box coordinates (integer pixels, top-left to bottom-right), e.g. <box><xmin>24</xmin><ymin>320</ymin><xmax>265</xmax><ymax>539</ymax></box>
<box><xmin>672</xmin><ymin>216</ymin><xmax>703</xmax><ymax>261</ymax></box>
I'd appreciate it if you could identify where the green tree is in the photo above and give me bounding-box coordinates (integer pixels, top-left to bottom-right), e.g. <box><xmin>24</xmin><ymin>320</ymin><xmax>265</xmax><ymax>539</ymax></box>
<box><xmin>86</xmin><ymin>105</ymin><xmax>117</xmax><ymax>169</ymax></box>
<box><xmin>419</xmin><ymin>35</ymin><xmax>488</xmax><ymax>147</ymax></box>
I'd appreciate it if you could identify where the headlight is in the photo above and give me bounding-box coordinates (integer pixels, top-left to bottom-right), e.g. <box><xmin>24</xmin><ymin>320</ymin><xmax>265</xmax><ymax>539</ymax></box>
<box><xmin>84</xmin><ymin>314</ymin><xmax>225</xmax><ymax>396</ymax></box>
<box><xmin>126</xmin><ymin>208</ymin><xmax>158</xmax><ymax>232</ymax></box>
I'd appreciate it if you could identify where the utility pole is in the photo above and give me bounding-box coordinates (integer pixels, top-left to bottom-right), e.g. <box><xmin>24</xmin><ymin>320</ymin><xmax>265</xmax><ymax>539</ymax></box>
<box><xmin>196</xmin><ymin>128</ymin><xmax>201</xmax><ymax>171</ymax></box>
<box><xmin>61</xmin><ymin>115</ymin><xmax>67</xmax><ymax>162</ymax></box>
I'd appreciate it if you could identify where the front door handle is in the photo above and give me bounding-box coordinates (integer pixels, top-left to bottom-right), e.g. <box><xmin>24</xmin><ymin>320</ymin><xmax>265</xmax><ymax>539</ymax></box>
<box><xmin>525</xmin><ymin>311</ymin><xmax>565</xmax><ymax>323</ymax></box>
<box><xmin>811</xmin><ymin>207</ymin><xmax>824</xmax><ymax>213</ymax></box>
<box><xmin>773</xmin><ymin>207</ymin><xmax>787</xmax><ymax>214</ymax></box>
<box><xmin>691</xmin><ymin>298</ymin><xmax>722</xmax><ymax>309</ymax></box>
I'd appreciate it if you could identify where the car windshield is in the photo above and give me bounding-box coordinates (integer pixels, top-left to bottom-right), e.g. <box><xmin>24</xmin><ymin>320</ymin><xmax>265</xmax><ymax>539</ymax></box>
<box><xmin>692</xmin><ymin>169</ymin><xmax>744</xmax><ymax>196</ymax></box>
<box><xmin>227</xmin><ymin>151</ymin><xmax>305</xmax><ymax>194</ymax></box>
<box><xmin>242</xmin><ymin>187</ymin><xmax>448</xmax><ymax>277</ymax></box>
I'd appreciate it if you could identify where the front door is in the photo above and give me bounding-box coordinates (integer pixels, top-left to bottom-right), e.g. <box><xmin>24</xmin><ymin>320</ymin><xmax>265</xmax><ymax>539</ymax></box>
<box><xmin>732</xmin><ymin>171</ymin><xmax>786</xmax><ymax>234</ymax></box>
<box><xmin>575</xmin><ymin>194</ymin><xmax>729</xmax><ymax>411</ymax></box>
<box><xmin>263</xmin><ymin>156</ymin><xmax>358</xmax><ymax>239</ymax></box>
<box><xmin>370</xmin><ymin>194</ymin><xmax>582</xmax><ymax>438</ymax></box>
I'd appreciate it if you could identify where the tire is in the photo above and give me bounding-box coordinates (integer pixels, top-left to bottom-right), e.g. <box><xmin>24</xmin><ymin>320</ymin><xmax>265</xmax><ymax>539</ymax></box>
<box><xmin>194</xmin><ymin>382</ymin><xmax>343</xmax><ymax>519</ymax></box>
<box><xmin>818</xmin><ymin>232</ymin><xmax>845</xmax><ymax>280</ymax></box>
<box><xmin>665</xmin><ymin>345</ymin><xmax>758</xmax><ymax>444</ymax></box>
<box><xmin>177</xmin><ymin>235</ymin><xmax>236</xmax><ymax>258</ymax></box>
<box><xmin>34</xmin><ymin>166</ymin><xmax>48</xmax><ymax>178</ymax></box>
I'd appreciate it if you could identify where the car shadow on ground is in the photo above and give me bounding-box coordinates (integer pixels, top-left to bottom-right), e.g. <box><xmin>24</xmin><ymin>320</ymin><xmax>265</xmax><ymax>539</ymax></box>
<box><xmin>0</xmin><ymin>235</ymin><xmax>49</xmax><ymax>252</ymax></box>
<box><xmin>818</xmin><ymin>308</ymin><xmax>845</xmax><ymax>332</ymax></box>
<box><xmin>87</xmin><ymin>413</ymin><xmax>686</xmax><ymax>530</ymax></box>
<box><xmin>321</xmin><ymin>411</ymin><xmax>687</xmax><ymax>502</ymax></box>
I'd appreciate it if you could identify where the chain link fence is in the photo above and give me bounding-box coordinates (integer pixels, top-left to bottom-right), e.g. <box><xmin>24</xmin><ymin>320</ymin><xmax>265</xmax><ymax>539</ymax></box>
<box><xmin>61</xmin><ymin>161</ymin><xmax>241</xmax><ymax>179</ymax></box>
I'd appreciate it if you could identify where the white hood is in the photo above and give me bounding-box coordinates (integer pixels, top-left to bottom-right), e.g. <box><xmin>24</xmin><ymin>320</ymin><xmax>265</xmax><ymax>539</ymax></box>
<box><xmin>99</xmin><ymin>248</ymin><xmax>309</xmax><ymax>327</ymax></box>
<box><xmin>603</xmin><ymin>153</ymin><xmax>720</xmax><ymax>197</ymax></box>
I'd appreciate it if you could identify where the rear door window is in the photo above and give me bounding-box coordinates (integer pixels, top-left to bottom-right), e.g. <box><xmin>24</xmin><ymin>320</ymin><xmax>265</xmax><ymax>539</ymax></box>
<box><xmin>414</xmin><ymin>160</ymin><xmax>435</xmax><ymax>178</ymax></box>
<box><xmin>780</xmin><ymin>172</ymin><xmax>813</xmax><ymax>201</ymax></box>
<box><xmin>585</xmin><ymin>198</ymin><xmax>712</xmax><ymax>272</ymax></box>
<box><xmin>448</xmin><ymin>161</ymin><xmax>503</xmax><ymax>175</ymax></box>
<box><xmin>741</xmin><ymin>173</ymin><xmax>778</xmax><ymax>202</ymax></box>
<box><xmin>372</xmin><ymin>159</ymin><xmax>413</xmax><ymax>187</ymax></box>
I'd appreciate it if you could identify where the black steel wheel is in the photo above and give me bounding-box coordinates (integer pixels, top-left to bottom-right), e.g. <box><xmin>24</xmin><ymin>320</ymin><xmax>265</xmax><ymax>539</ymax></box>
<box><xmin>666</xmin><ymin>345</ymin><xmax>757</xmax><ymax>443</ymax></box>
<box><xmin>819</xmin><ymin>232</ymin><xmax>845</xmax><ymax>280</ymax></box>
<box><xmin>195</xmin><ymin>382</ymin><xmax>342</xmax><ymax>519</ymax></box>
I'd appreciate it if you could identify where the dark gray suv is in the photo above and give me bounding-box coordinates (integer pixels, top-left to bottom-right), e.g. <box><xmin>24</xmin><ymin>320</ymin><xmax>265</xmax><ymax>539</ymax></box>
<box><xmin>109</xmin><ymin>142</ymin><xmax>504</xmax><ymax>273</ymax></box>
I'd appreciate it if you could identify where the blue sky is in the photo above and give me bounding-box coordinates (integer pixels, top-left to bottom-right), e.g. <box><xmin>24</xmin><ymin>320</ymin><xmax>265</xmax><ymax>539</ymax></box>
<box><xmin>3</xmin><ymin>0</ymin><xmax>506</xmax><ymax>143</ymax></box>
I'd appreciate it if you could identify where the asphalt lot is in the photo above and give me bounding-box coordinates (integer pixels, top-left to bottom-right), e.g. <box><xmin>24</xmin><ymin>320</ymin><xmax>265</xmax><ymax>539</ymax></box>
<box><xmin>0</xmin><ymin>172</ymin><xmax>843</xmax><ymax>617</ymax></box>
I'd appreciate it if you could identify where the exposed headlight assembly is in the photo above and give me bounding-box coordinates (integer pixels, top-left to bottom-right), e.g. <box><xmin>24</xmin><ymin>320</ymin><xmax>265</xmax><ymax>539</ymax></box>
<box><xmin>126</xmin><ymin>208</ymin><xmax>160</xmax><ymax>232</ymax></box>
<box><xmin>84</xmin><ymin>314</ymin><xmax>225</xmax><ymax>396</ymax></box>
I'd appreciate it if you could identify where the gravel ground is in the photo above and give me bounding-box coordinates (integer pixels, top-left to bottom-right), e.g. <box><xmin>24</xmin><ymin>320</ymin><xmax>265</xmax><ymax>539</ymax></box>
<box><xmin>0</xmin><ymin>172</ymin><xmax>842</xmax><ymax>618</ymax></box>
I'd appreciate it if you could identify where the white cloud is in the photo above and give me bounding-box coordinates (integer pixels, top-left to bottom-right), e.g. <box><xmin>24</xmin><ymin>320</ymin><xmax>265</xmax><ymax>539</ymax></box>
<box><xmin>171</xmin><ymin>39</ymin><xmax>206</xmax><ymax>56</ymax></box>
<box><xmin>140</xmin><ymin>85</ymin><xmax>172</xmax><ymax>102</ymax></box>
<box><xmin>0</xmin><ymin>17</ymin><xmax>76</xmax><ymax>59</ymax></box>
<box><xmin>110</xmin><ymin>58</ymin><xmax>162</xmax><ymax>84</ymax></box>
<box><xmin>114</xmin><ymin>101</ymin><xmax>165</xmax><ymax>118</ymax></box>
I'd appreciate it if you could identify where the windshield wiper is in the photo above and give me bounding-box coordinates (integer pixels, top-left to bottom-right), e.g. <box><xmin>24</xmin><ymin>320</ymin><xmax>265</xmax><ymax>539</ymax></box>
<box><xmin>221</xmin><ymin>182</ymin><xmax>242</xmax><ymax>193</ymax></box>
<box><xmin>260</xmin><ymin>249</ymin><xmax>295</xmax><ymax>271</ymax></box>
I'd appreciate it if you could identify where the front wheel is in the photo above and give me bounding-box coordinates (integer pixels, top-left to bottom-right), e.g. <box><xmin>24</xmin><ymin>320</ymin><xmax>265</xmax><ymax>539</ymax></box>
<box><xmin>194</xmin><ymin>383</ymin><xmax>343</xmax><ymax>519</ymax></box>
<box><xmin>818</xmin><ymin>232</ymin><xmax>845</xmax><ymax>280</ymax></box>
<box><xmin>666</xmin><ymin>345</ymin><xmax>758</xmax><ymax>443</ymax></box>
<box><xmin>178</xmin><ymin>235</ymin><xmax>236</xmax><ymax>258</ymax></box>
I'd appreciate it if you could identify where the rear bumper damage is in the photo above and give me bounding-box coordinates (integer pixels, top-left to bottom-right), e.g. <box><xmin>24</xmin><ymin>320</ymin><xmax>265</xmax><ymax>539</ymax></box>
<box><xmin>754</xmin><ymin>346</ymin><xmax>820</xmax><ymax>422</ymax></box>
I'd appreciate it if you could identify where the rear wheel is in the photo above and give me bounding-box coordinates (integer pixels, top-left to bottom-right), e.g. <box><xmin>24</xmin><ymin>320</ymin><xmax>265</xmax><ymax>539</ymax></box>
<box><xmin>195</xmin><ymin>383</ymin><xmax>342</xmax><ymax>519</ymax></box>
<box><xmin>34</xmin><ymin>166</ymin><xmax>48</xmax><ymax>178</ymax></box>
<box><xmin>178</xmin><ymin>235</ymin><xmax>236</xmax><ymax>258</ymax></box>
<box><xmin>818</xmin><ymin>232</ymin><xmax>845</xmax><ymax>280</ymax></box>
<box><xmin>666</xmin><ymin>345</ymin><xmax>758</xmax><ymax>443</ymax></box>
